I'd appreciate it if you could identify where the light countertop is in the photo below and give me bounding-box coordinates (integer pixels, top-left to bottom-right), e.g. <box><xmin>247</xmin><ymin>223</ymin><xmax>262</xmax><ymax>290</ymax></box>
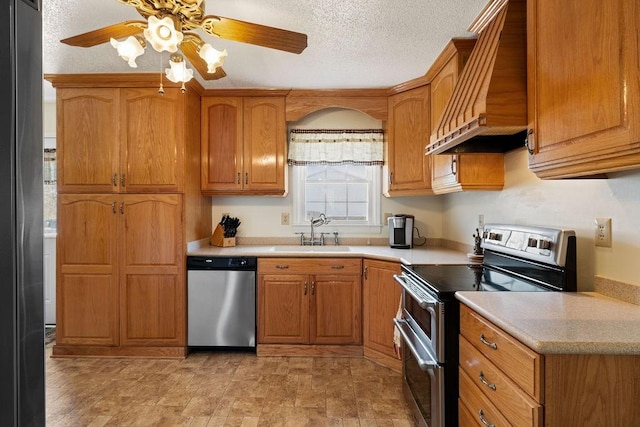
<box><xmin>456</xmin><ymin>291</ymin><xmax>640</xmax><ymax>355</ymax></box>
<box><xmin>187</xmin><ymin>242</ymin><xmax>471</xmax><ymax>266</ymax></box>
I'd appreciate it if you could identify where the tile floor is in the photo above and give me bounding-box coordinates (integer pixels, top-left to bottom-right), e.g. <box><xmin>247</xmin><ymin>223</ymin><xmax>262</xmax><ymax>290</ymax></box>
<box><xmin>45</xmin><ymin>346</ymin><xmax>414</xmax><ymax>426</ymax></box>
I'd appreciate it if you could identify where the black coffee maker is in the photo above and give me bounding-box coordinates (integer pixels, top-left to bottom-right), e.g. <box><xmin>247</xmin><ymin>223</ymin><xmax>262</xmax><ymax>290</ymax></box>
<box><xmin>388</xmin><ymin>214</ymin><xmax>414</xmax><ymax>249</ymax></box>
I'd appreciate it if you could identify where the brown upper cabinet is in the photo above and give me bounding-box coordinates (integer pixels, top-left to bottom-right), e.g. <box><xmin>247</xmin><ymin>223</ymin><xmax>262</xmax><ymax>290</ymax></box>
<box><xmin>527</xmin><ymin>0</ymin><xmax>640</xmax><ymax>178</ymax></box>
<box><xmin>385</xmin><ymin>85</ymin><xmax>433</xmax><ymax>196</ymax></box>
<box><xmin>429</xmin><ymin>39</ymin><xmax>504</xmax><ymax>194</ymax></box>
<box><xmin>56</xmin><ymin>87</ymin><xmax>186</xmax><ymax>193</ymax></box>
<box><xmin>201</xmin><ymin>95</ymin><xmax>287</xmax><ymax>196</ymax></box>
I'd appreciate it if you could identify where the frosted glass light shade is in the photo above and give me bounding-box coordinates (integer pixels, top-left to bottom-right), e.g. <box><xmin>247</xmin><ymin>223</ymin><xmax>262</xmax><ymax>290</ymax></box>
<box><xmin>165</xmin><ymin>55</ymin><xmax>194</xmax><ymax>83</ymax></box>
<box><xmin>110</xmin><ymin>36</ymin><xmax>145</xmax><ymax>68</ymax></box>
<box><xmin>199</xmin><ymin>43</ymin><xmax>228</xmax><ymax>73</ymax></box>
<box><xmin>144</xmin><ymin>16</ymin><xmax>183</xmax><ymax>53</ymax></box>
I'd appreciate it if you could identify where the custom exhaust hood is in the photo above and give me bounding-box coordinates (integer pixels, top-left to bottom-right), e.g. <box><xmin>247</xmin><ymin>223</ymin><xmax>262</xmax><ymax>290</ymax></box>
<box><xmin>427</xmin><ymin>0</ymin><xmax>527</xmax><ymax>155</ymax></box>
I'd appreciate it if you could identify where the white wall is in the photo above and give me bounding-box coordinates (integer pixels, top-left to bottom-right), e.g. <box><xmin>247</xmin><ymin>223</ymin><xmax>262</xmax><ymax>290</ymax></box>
<box><xmin>211</xmin><ymin>108</ymin><xmax>444</xmax><ymax>240</ymax></box>
<box><xmin>442</xmin><ymin>148</ymin><xmax>640</xmax><ymax>290</ymax></box>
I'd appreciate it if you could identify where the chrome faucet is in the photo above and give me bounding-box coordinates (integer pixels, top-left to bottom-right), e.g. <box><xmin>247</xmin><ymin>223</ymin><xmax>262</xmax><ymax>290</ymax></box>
<box><xmin>302</xmin><ymin>213</ymin><xmax>330</xmax><ymax>245</ymax></box>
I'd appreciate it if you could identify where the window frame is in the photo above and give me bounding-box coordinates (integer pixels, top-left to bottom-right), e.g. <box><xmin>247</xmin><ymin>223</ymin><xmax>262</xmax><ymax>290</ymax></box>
<box><xmin>291</xmin><ymin>164</ymin><xmax>382</xmax><ymax>234</ymax></box>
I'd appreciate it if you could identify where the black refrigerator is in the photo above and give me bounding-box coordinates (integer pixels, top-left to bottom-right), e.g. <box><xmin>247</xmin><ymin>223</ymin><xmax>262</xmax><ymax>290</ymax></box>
<box><xmin>0</xmin><ymin>0</ymin><xmax>44</xmax><ymax>425</ymax></box>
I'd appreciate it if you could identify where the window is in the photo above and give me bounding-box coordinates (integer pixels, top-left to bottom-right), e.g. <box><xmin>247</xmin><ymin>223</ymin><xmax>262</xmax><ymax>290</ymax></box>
<box><xmin>289</xmin><ymin>129</ymin><xmax>383</xmax><ymax>233</ymax></box>
<box><xmin>292</xmin><ymin>165</ymin><xmax>381</xmax><ymax>232</ymax></box>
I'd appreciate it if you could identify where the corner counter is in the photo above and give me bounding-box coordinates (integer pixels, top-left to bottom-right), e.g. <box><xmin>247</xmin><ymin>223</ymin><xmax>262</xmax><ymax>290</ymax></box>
<box><xmin>456</xmin><ymin>291</ymin><xmax>640</xmax><ymax>355</ymax></box>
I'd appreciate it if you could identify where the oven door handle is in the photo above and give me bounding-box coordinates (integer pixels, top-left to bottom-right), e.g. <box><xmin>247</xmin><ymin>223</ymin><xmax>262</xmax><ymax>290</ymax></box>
<box><xmin>393</xmin><ymin>318</ymin><xmax>439</xmax><ymax>371</ymax></box>
<box><xmin>393</xmin><ymin>274</ymin><xmax>437</xmax><ymax>310</ymax></box>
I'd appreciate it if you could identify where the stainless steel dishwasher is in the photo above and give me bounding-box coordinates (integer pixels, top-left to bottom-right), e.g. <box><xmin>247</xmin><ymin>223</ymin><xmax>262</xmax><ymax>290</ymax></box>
<box><xmin>187</xmin><ymin>256</ymin><xmax>256</xmax><ymax>348</ymax></box>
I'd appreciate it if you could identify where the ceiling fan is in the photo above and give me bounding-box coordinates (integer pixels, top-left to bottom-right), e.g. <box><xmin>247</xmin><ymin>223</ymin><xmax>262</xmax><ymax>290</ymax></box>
<box><xmin>60</xmin><ymin>0</ymin><xmax>308</xmax><ymax>81</ymax></box>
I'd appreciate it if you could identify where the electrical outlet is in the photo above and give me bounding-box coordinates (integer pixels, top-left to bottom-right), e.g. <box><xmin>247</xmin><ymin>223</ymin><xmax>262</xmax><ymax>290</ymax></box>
<box><xmin>595</xmin><ymin>217</ymin><xmax>612</xmax><ymax>247</ymax></box>
<box><xmin>281</xmin><ymin>212</ymin><xmax>290</xmax><ymax>225</ymax></box>
<box><xmin>478</xmin><ymin>214</ymin><xmax>485</xmax><ymax>229</ymax></box>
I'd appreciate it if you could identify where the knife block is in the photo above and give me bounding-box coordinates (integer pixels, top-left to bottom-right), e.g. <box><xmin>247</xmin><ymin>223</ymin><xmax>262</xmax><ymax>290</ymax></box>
<box><xmin>210</xmin><ymin>224</ymin><xmax>236</xmax><ymax>247</ymax></box>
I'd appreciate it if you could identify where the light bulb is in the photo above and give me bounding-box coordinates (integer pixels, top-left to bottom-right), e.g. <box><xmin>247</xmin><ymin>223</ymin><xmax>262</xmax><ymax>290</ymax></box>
<box><xmin>199</xmin><ymin>43</ymin><xmax>228</xmax><ymax>73</ymax></box>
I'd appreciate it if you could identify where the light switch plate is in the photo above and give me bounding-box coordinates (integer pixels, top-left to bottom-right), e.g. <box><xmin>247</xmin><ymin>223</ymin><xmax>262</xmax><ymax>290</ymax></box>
<box><xmin>595</xmin><ymin>217</ymin><xmax>612</xmax><ymax>247</ymax></box>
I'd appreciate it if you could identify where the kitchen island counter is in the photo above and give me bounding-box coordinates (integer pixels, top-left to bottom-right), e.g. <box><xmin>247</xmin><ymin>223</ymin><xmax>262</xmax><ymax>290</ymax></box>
<box><xmin>187</xmin><ymin>242</ymin><xmax>471</xmax><ymax>265</ymax></box>
<box><xmin>456</xmin><ymin>291</ymin><xmax>640</xmax><ymax>355</ymax></box>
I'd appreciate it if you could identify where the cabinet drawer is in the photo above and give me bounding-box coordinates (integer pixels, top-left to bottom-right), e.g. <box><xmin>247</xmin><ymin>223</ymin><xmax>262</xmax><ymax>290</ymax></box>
<box><xmin>460</xmin><ymin>304</ymin><xmax>542</xmax><ymax>401</ymax></box>
<box><xmin>460</xmin><ymin>335</ymin><xmax>542</xmax><ymax>426</ymax></box>
<box><xmin>259</xmin><ymin>258</ymin><xmax>362</xmax><ymax>275</ymax></box>
<box><xmin>459</xmin><ymin>368</ymin><xmax>510</xmax><ymax>427</ymax></box>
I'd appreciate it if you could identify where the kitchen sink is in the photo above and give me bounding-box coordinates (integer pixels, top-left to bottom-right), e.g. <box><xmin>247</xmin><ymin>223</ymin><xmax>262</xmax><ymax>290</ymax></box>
<box><xmin>270</xmin><ymin>245</ymin><xmax>351</xmax><ymax>252</ymax></box>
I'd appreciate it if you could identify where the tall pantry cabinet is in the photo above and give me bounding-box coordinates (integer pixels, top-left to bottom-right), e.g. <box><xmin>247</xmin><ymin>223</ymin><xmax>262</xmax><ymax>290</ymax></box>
<box><xmin>46</xmin><ymin>74</ymin><xmax>211</xmax><ymax>358</ymax></box>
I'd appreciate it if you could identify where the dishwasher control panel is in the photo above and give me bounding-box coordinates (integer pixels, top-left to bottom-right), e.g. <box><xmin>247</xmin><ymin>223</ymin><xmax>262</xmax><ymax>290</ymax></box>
<box><xmin>187</xmin><ymin>256</ymin><xmax>257</xmax><ymax>270</ymax></box>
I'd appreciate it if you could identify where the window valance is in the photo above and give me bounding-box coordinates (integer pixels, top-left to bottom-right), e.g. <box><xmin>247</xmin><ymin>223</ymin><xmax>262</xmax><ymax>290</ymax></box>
<box><xmin>288</xmin><ymin>129</ymin><xmax>384</xmax><ymax>166</ymax></box>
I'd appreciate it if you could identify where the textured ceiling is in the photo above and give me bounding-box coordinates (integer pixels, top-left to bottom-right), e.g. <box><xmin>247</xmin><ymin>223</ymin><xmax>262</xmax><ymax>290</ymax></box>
<box><xmin>43</xmin><ymin>0</ymin><xmax>486</xmax><ymax>100</ymax></box>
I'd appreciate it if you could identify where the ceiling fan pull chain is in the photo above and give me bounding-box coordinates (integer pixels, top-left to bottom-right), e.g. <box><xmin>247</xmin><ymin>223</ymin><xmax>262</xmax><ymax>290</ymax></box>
<box><xmin>158</xmin><ymin>52</ymin><xmax>165</xmax><ymax>96</ymax></box>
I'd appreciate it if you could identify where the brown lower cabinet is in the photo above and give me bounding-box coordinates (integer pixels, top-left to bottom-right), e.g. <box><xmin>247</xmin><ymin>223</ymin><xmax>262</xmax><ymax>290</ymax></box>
<box><xmin>258</xmin><ymin>258</ymin><xmax>362</xmax><ymax>351</ymax></box>
<box><xmin>459</xmin><ymin>304</ymin><xmax>640</xmax><ymax>426</ymax></box>
<box><xmin>362</xmin><ymin>259</ymin><xmax>402</xmax><ymax>371</ymax></box>
<box><xmin>54</xmin><ymin>194</ymin><xmax>186</xmax><ymax>357</ymax></box>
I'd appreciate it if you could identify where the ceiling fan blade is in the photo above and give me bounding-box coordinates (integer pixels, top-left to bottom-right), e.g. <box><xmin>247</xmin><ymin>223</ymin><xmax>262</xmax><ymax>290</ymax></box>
<box><xmin>180</xmin><ymin>38</ymin><xmax>227</xmax><ymax>80</ymax></box>
<box><xmin>200</xmin><ymin>16</ymin><xmax>307</xmax><ymax>54</ymax></box>
<box><xmin>61</xmin><ymin>21</ymin><xmax>146</xmax><ymax>47</ymax></box>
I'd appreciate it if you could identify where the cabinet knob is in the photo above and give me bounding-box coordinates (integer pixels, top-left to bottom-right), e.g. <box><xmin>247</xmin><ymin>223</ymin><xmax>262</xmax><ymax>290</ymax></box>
<box><xmin>311</xmin><ymin>281</ymin><xmax>315</xmax><ymax>295</ymax></box>
<box><xmin>304</xmin><ymin>281</ymin><xmax>308</xmax><ymax>295</ymax></box>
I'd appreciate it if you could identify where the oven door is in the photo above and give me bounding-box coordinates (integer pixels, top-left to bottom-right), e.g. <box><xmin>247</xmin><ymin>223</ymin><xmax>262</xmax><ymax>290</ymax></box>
<box><xmin>394</xmin><ymin>273</ymin><xmax>446</xmax><ymax>363</ymax></box>
<box><xmin>394</xmin><ymin>317</ymin><xmax>444</xmax><ymax>427</ymax></box>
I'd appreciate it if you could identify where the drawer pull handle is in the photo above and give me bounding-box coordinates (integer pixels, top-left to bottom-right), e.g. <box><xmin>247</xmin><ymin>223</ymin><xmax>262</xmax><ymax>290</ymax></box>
<box><xmin>330</xmin><ymin>265</ymin><xmax>344</xmax><ymax>269</ymax></box>
<box><xmin>478</xmin><ymin>409</ymin><xmax>495</xmax><ymax>427</ymax></box>
<box><xmin>275</xmin><ymin>265</ymin><xmax>289</xmax><ymax>269</ymax></box>
<box><xmin>479</xmin><ymin>371</ymin><xmax>497</xmax><ymax>391</ymax></box>
<box><xmin>479</xmin><ymin>334</ymin><xmax>498</xmax><ymax>350</ymax></box>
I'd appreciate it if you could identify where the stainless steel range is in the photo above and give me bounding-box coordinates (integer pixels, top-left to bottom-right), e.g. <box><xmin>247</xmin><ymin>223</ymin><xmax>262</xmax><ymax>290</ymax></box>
<box><xmin>393</xmin><ymin>224</ymin><xmax>577</xmax><ymax>427</ymax></box>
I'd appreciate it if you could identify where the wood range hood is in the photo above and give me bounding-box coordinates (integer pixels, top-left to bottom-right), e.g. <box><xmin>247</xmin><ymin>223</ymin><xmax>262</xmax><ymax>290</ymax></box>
<box><xmin>427</xmin><ymin>0</ymin><xmax>527</xmax><ymax>155</ymax></box>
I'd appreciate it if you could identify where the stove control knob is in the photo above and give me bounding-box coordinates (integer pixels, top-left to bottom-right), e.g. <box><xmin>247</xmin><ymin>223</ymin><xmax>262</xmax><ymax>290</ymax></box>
<box><xmin>538</xmin><ymin>239</ymin><xmax>551</xmax><ymax>250</ymax></box>
<box><xmin>527</xmin><ymin>237</ymin><xmax>538</xmax><ymax>247</ymax></box>
<box><xmin>489</xmin><ymin>233</ymin><xmax>503</xmax><ymax>241</ymax></box>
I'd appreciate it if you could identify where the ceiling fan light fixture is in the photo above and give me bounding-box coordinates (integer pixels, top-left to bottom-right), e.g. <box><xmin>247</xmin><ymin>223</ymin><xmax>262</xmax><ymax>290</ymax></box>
<box><xmin>199</xmin><ymin>43</ymin><xmax>228</xmax><ymax>73</ymax></box>
<box><xmin>144</xmin><ymin>15</ymin><xmax>183</xmax><ymax>53</ymax></box>
<box><xmin>165</xmin><ymin>53</ymin><xmax>194</xmax><ymax>83</ymax></box>
<box><xmin>110</xmin><ymin>35</ymin><xmax>145</xmax><ymax>68</ymax></box>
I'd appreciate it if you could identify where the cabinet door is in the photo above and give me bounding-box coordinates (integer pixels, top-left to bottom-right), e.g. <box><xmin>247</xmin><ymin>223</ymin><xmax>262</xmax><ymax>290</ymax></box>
<box><xmin>387</xmin><ymin>86</ymin><xmax>432</xmax><ymax>195</ymax></box>
<box><xmin>431</xmin><ymin>154</ymin><xmax>460</xmax><ymax>190</ymax></box>
<box><xmin>119</xmin><ymin>194</ymin><xmax>184</xmax><ymax>346</ymax></box>
<box><xmin>243</xmin><ymin>97</ymin><xmax>286</xmax><ymax>194</ymax></box>
<box><xmin>201</xmin><ymin>97</ymin><xmax>243</xmax><ymax>192</ymax></box>
<box><xmin>258</xmin><ymin>274</ymin><xmax>309</xmax><ymax>344</ymax></box>
<box><xmin>121</xmin><ymin>88</ymin><xmax>184</xmax><ymax>193</ymax></box>
<box><xmin>363</xmin><ymin>260</ymin><xmax>401</xmax><ymax>359</ymax></box>
<box><xmin>310</xmin><ymin>274</ymin><xmax>362</xmax><ymax>345</ymax></box>
<box><xmin>527</xmin><ymin>0</ymin><xmax>640</xmax><ymax>178</ymax></box>
<box><xmin>430</xmin><ymin>55</ymin><xmax>459</xmax><ymax>191</ymax></box>
<box><xmin>57</xmin><ymin>88</ymin><xmax>120</xmax><ymax>193</ymax></box>
<box><xmin>56</xmin><ymin>194</ymin><xmax>119</xmax><ymax>345</ymax></box>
